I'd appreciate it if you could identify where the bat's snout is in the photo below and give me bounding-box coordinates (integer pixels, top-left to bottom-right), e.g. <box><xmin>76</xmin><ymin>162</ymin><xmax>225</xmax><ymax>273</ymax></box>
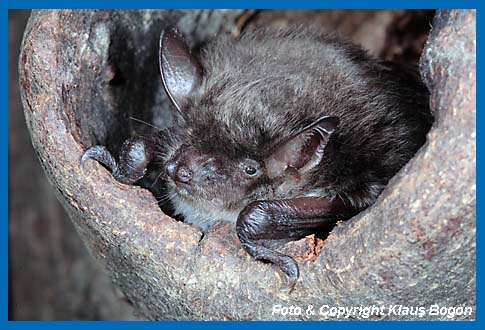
<box><xmin>165</xmin><ymin>157</ymin><xmax>193</xmax><ymax>184</ymax></box>
<box><xmin>165</xmin><ymin>147</ymin><xmax>215</xmax><ymax>185</ymax></box>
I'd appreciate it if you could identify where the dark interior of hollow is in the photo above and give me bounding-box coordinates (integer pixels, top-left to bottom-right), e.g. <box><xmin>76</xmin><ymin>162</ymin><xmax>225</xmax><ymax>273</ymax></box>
<box><xmin>79</xmin><ymin>10</ymin><xmax>436</xmax><ymax>233</ymax></box>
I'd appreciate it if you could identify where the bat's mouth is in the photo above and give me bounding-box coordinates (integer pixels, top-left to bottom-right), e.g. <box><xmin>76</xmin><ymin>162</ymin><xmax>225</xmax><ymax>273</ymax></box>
<box><xmin>168</xmin><ymin>181</ymin><xmax>210</xmax><ymax>207</ymax></box>
<box><xmin>172</xmin><ymin>184</ymin><xmax>193</xmax><ymax>200</ymax></box>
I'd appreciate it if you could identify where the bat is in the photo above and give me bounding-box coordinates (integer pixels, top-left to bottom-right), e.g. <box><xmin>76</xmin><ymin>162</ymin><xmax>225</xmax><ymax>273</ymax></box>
<box><xmin>82</xmin><ymin>26</ymin><xmax>432</xmax><ymax>288</ymax></box>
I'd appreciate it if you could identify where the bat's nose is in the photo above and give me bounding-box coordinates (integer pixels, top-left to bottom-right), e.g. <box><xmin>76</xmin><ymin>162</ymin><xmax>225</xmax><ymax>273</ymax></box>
<box><xmin>165</xmin><ymin>147</ymin><xmax>218</xmax><ymax>184</ymax></box>
<box><xmin>165</xmin><ymin>159</ymin><xmax>193</xmax><ymax>184</ymax></box>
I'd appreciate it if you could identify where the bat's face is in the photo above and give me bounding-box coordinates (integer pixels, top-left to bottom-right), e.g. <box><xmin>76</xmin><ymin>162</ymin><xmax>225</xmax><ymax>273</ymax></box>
<box><xmin>158</xmin><ymin>28</ymin><xmax>338</xmax><ymax>229</ymax></box>
<box><xmin>162</xmin><ymin>142</ymin><xmax>269</xmax><ymax>228</ymax></box>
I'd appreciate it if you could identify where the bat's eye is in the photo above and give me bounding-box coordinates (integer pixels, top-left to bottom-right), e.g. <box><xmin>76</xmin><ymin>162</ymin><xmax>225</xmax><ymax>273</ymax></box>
<box><xmin>240</xmin><ymin>160</ymin><xmax>261</xmax><ymax>178</ymax></box>
<box><xmin>244</xmin><ymin>166</ymin><xmax>258</xmax><ymax>176</ymax></box>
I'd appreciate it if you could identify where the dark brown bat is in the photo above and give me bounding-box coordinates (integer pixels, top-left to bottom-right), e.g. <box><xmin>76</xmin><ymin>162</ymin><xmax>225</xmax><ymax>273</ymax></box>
<box><xmin>82</xmin><ymin>27</ymin><xmax>432</xmax><ymax>288</ymax></box>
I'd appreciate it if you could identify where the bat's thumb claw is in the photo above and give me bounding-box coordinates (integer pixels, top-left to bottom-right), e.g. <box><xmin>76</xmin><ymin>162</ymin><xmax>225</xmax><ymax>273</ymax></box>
<box><xmin>277</xmin><ymin>256</ymin><xmax>299</xmax><ymax>293</ymax></box>
<box><xmin>80</xmin><ymin>145</ymin><xmax>118</xmax><ymax>175</ymax></box>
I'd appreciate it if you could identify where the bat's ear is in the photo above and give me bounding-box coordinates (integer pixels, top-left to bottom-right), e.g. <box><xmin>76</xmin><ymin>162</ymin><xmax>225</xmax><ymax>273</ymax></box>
<box><xmin>265</xmin><ymin>116</ymin><xmax>339</xmax><ymax>179</ymax></box>
<box><xmin>160</xmin><ymin>27</ymin><xmax>203</xmax><ymax>112</ymax></box>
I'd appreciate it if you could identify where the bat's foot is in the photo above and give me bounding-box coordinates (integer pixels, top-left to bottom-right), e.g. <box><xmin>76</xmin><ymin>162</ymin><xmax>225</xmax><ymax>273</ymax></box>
<box><xmin>81</xmin><ymin>137</ymin><xmax>153</xmax><ymax>184</ymax></box>
<box><xmin>236</xmin><ymin>198</ymin><xmax>350</xmax><ymax>290</ymax></box>
<box><xmin>278</xmin><ymin>255</ymin><xmax>299</xmax><ymax>291</ymax></box>
<box><xmin>240</xmin><ymin>240</ymin><xmax>300</xmax><ymax>291</ymax></box>
<box><xmin>237</xmin><ymin>200</ymin><xmax>302</xmax><ymax>290</ymax></box>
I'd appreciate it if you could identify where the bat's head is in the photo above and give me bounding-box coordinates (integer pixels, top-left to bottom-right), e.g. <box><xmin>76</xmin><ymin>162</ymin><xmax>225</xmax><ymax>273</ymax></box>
<box><xmin>158</xmin><ymin>28</ymin><xmax>338</xmax><ymax>229</ymax></box>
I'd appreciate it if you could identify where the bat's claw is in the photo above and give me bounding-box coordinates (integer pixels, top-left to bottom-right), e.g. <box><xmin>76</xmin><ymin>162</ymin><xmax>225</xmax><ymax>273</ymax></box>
<box><xmin>81</xmin><ymin>138</ymin><xmax>153</xmax><ymax>185</ymax></box>
<box><xmin>274</xmin><ymin>254</ymin><xmax>299</xmax><ymax>292</ymax></box>
<box><xmin>239</xmin><ymin>241</ymin><xmax>300</xmax><ymax>292</ymax></box>
<box><xmin>81</xmin><ymin>145</ymin><xmax>119</xmax><ymax>174</ymax></box>
<box><xmin>237</xmin><ymin>201</ymin><xmax>302</xmax><ymax>291</ymax></box>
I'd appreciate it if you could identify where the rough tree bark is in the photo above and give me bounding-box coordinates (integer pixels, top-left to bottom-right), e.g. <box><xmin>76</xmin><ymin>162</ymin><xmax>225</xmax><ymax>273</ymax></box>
<box><xmin>9</xmin><ymin>10</ymin><xmax>140</xmax><ymax>320</ymax></box>
<box><xmin>19</xmin><ymin>9</ymin><xmax>475</xmax><ymax>320</ymax></box>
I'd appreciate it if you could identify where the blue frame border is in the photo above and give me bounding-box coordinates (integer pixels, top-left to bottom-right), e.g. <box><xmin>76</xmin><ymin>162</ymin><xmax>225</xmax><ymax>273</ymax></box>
<box><xmin>1</xmin><ymin>0</ymin><xmax>481</xmax><ymax>9</ymax></box>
